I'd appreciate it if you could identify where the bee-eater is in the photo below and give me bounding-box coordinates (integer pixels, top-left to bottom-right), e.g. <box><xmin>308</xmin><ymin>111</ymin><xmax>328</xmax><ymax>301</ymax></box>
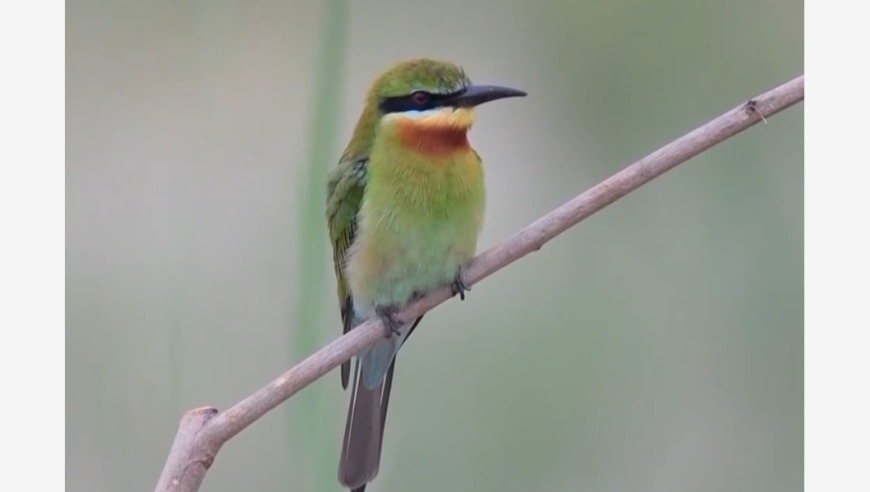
<box><xmin>326</xmin><ymin>58</ymin><xmax>525</xmax><ymax>491</ymax></box>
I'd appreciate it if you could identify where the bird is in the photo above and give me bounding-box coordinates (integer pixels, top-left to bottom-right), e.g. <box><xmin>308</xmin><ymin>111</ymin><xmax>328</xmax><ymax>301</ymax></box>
<box><xmin>326</xmin><ymin>58</ymin><xmax>526</xmax><ymax>491</ymax></box>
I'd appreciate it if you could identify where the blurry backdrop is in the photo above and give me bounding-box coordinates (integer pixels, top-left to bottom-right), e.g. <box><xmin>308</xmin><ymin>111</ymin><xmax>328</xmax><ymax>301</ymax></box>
<box><xmin>66</xmin><ymin>1</ymin><xmax>803</xmax><ymax>491</ymax></box>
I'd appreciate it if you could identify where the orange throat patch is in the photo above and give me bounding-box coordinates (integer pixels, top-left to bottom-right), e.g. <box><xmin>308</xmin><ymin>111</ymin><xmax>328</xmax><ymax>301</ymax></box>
<box><xmin>396</xmin><ymin>120</ymin><xmax>470</xmax><ymax>156</ymax></box>
<box><xmin>390</xmin><ymin>108</ymin><xmax>476</xmax><ymax>157</ymax></box>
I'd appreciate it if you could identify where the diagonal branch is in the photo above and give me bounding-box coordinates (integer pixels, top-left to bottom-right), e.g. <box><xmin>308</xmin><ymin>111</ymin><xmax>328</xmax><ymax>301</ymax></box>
<box><xmin>154</xmin><ymin>74</ymin><xmax>804</xmax><ymax>492</ymax></box>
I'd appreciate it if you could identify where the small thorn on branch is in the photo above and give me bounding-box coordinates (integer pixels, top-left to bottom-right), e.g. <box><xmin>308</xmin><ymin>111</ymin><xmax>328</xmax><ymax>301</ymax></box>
<box><xmin>746</xmin><ymin>99</ymin><xmax>768</xmax><ymax>124</ymax></box>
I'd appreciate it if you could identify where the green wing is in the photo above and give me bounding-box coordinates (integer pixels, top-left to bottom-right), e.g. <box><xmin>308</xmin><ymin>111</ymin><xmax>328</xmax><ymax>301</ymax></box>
<box><xmin>326</xmin><ymin>158</ymin><xmax>368</xmax><ymax>389</ymax></box>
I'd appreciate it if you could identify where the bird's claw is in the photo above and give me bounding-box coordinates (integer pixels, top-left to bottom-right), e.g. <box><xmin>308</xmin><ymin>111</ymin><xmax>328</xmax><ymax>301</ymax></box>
<box><xmin>451</xmin><ymin>269</ymin><xmax>471</xmax><ymax>301</ymax></box>
<box><xmin>376</xmin><ymin>307</ymin><xmax>402</xmax><ymax>339</ymax></box>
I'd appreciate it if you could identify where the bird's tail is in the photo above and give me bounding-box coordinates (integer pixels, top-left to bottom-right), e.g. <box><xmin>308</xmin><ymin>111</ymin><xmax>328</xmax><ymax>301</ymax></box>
<box><xmin>339</xmin><ymin>359</ymin><xmax>395</xmax><ymax>491</ymax></box>
<box><xmin>339</xmin><ymin>315</ymin><xmax>422</xmax><ymax>491</ymax></box>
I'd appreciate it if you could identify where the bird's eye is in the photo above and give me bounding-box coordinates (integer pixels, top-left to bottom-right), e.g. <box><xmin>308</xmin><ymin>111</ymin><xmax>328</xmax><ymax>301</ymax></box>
<box><xmin>411</xmin><ymin>91</ymin><xmax>430</xmax><ymax>106</ymax></box>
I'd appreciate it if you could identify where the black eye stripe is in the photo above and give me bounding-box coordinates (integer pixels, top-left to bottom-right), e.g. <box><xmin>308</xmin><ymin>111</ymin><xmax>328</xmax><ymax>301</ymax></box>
<box><xmin>379</xmin><ymin>88</ymin><xmax>466</xmax><ymax>114</ymax></box>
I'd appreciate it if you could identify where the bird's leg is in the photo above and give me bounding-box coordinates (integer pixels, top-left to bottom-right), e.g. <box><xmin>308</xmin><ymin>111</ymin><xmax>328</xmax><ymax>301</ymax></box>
<box><xmin>375</xmin><ymin>305</ymin><xmax>403</xmax><ymax>339</ymax></box>
<box><xmin>451</xmin><ymin>267</ymin><xmax>471</xmax><ymax>301</ymax></box>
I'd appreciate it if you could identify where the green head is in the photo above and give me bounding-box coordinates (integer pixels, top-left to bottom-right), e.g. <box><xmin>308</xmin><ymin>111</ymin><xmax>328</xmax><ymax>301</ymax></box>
<box><xmin>369</xmin><ymin>58</ymin><xmax>472</xmax><ymax>100</ymax></box>
<box><xmin>341</xmin><ymin>58</ymin><xmax>526</xmax><ymax>161</ymax></box>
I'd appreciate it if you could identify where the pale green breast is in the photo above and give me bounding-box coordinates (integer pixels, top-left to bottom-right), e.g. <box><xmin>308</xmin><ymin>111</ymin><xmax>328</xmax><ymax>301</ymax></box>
<box><xmin>346</xmin><ymin>145</ymin><xmax>485</xmax><ymax>315</ymax></box>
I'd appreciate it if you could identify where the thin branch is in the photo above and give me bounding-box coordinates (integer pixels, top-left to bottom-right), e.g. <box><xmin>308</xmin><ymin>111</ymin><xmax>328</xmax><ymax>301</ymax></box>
<box><xmin>154</xmin><ymin>74</ymin><xmax>804</xmax><ymax>492</ymax></box>
<box><xmin>154</xmin><ymin>408</ymin><xmax>218</xmax><ymax>491</ymax></box>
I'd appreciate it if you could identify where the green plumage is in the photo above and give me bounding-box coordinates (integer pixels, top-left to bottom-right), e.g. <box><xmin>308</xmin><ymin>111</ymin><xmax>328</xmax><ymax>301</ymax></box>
<box><xmin>326</xmin><ymin>158</ymin><xmax>367</xmax><ymax>388</ymax></box>
<box><xmin>326</xmin><ymin>58</ymin><xmax>525</xmax><ymax>492</ymax></box>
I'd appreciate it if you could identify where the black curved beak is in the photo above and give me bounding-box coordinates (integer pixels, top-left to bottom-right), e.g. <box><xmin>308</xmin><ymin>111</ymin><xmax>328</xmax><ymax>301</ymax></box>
<box><xmin>445</xmin><ymin>84</ymin><xmax>527</xmax><ymax>107</ymax></box>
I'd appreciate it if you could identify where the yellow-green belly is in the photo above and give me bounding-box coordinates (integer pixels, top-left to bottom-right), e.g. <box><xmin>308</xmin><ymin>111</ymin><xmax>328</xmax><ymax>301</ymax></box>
<box><xmin>346</xmin><ymin>149</ymin><xmax>484</xmax><ymax>318</ymax></box>
<box><xmin>347</xmin><ymin>211</ymin><xmax>480</xmax><ymax>317</ymax></box>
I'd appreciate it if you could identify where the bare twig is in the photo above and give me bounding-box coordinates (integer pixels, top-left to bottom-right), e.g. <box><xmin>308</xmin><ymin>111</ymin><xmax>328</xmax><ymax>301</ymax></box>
<box><xmin>154</xmin><ymin>74</ymin><xmax>804</xmax><ymax>492</ymax></box>
<box><xmin>154</xmin><ymin>408</ymin><xmax>218</xmax><ymax>491</ymax></box>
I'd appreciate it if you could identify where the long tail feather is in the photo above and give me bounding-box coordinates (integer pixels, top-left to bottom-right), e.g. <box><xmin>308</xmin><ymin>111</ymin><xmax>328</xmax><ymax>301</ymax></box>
<box><xmin>339</xmin><ymin>360</ymin><xmax>387</xmax><ymax>489</ymax></box>
<box><xmin>338</xmin><ymin>316</ymin><xmax>423</xmax><ymax>490</ymax></box>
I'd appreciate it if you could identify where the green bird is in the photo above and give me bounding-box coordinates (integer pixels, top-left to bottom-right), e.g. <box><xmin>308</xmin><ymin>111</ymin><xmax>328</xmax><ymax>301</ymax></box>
<box><xmin>326</xmin><ymin>58</ymin><xmax>526</xmax><ymax>491</ymax></box>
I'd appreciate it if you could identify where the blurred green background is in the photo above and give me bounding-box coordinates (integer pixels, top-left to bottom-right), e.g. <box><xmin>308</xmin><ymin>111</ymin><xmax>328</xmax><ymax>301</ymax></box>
<box><xmin>66</xmin><ymin>1</ymin><xmax>803</xmax><ymax>491</ymax></box>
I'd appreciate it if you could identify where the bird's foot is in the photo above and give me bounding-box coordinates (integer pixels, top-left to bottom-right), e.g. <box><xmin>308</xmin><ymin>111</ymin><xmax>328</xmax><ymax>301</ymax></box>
<box><xmin>375</xmin><ymin>306</ymin><xmax>402</xmax><ymax>339</ymax></box>
<box><xmin>451</xmin><ymin>268</ymin><xmax>471</xmax><ymax>301</ymax></box>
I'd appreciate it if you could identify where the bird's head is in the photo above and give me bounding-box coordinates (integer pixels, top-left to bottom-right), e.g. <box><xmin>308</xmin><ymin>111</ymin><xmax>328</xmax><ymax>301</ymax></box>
<box><xmin>342</xmin><ymin>58</ymin><xmax>526</xmax><ymax>160</ymax></box>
